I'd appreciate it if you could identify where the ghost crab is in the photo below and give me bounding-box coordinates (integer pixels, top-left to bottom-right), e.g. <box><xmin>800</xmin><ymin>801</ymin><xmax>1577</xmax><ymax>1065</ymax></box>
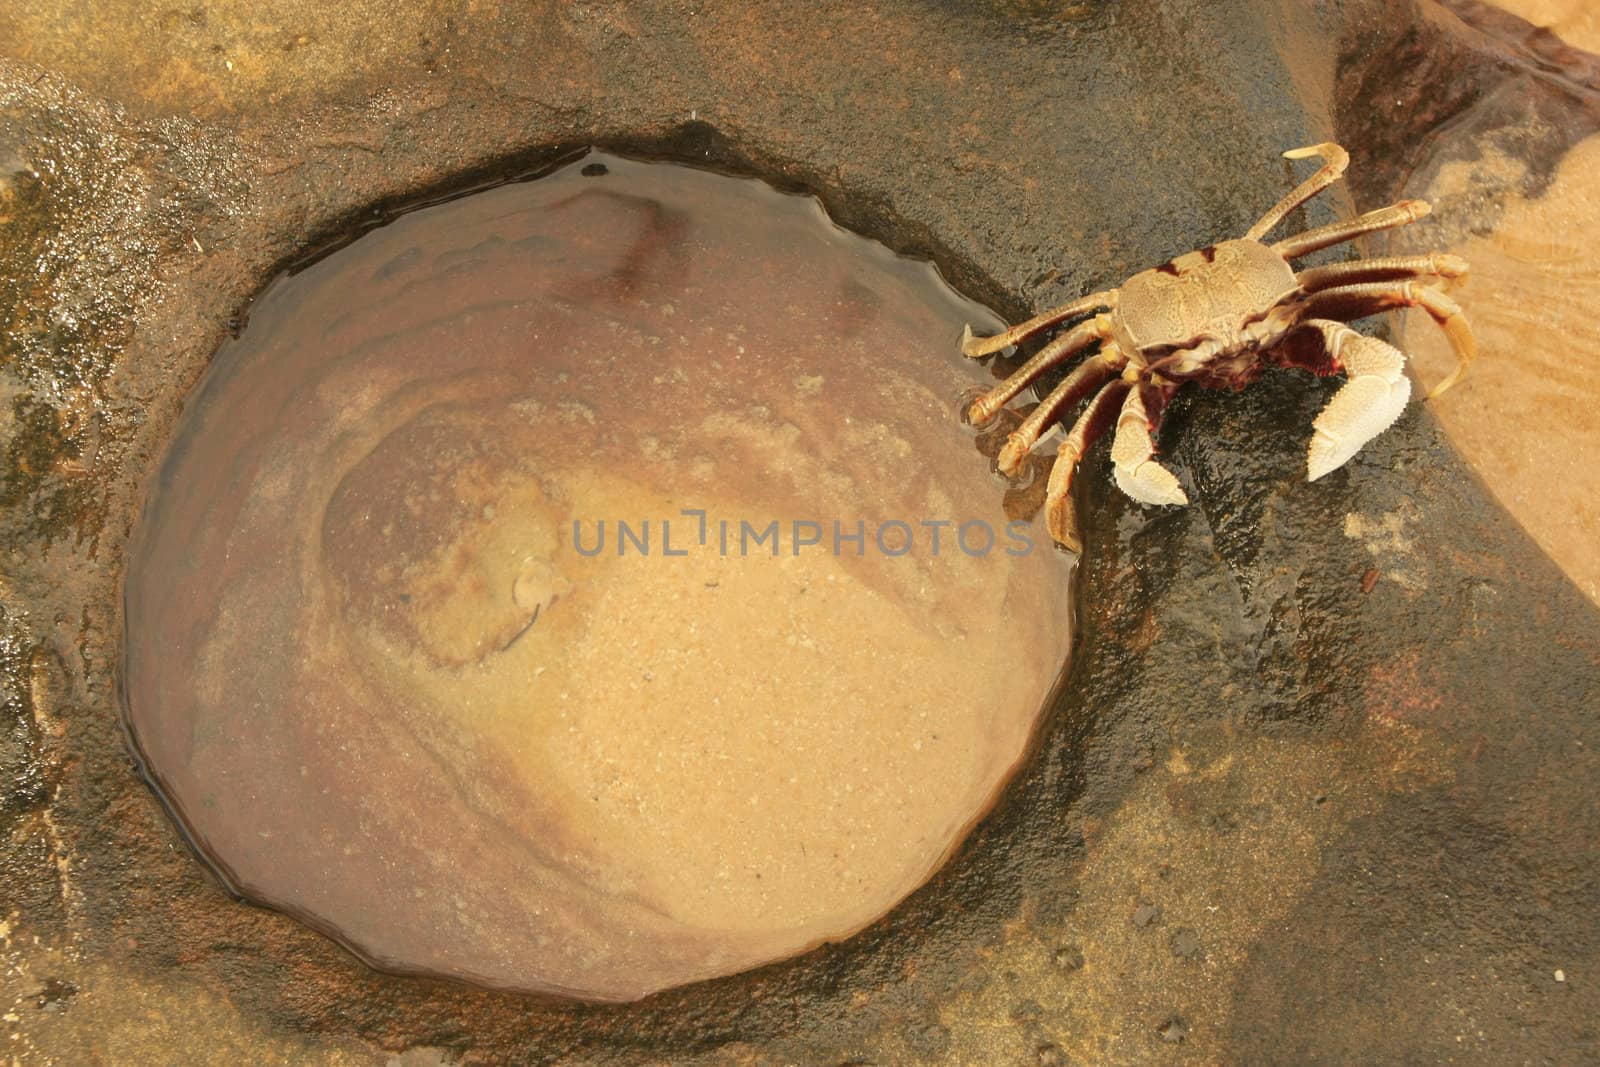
<box><xmin>962</xmin><ymin>142</ymin><xmax>1474</xmax><ymax>551</ymax></box>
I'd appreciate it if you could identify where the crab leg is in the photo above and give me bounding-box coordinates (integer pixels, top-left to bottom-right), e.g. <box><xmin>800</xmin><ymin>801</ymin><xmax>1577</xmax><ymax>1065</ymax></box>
<box><xmin>1271</xmin><ymin>200</ymin><xmax>1432</xmax><ymax>260</ymax></box>
<box><xmin>966</xmin><ymin>313</ymin><xmax>1117</xmax><ymax>424</ymax></box>
<box><xmin>1276</xmin><ymin>319</ymin><xmax>1413</xmax><ymax>481</ymax></box>
<box><xmin>1042</xmin><ymin>378</ymin><xmax>1132</xmax><ymax>552</ymax></box>
<box><xmin>1299</xmin><ymin>280</ymin><xmax>1475</xmax><ymax>396</ymax></box>
<box><xmin>1297</xmin><ymin>253</ymin><xmax>1468</xmax><ymax>293</ymax></box>
<box><xmin>1110</xmin><ymin>378</ymin><xmax>1187</xmax><ymax>506</ymax></box>
<box><xmin>1244</xmin><ymin>143</ymin><xmax>1351</xmax><ymax>242</ymax></box>
<box><xmin>995</xmin><ymin>347</ymin><xmax>1125</xmax><ymax>475</ymax></box>
<box><xmin>962</xmin><ymin>290</ymin><xmax>1117</xmax><ymax>358</ymax></box>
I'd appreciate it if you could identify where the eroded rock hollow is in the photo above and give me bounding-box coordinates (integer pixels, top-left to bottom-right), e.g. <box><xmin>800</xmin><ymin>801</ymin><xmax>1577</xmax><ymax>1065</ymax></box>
<box><xmin>121</xmin><ymin>154</ymin><xmax>1076</xmax><ymax>1001</ymax></box>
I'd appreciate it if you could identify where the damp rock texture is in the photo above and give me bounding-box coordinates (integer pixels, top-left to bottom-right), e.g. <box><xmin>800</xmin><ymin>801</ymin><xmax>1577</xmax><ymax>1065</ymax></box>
<box><xmin>3</xmin><ymin>0</ymin><xmax>1599</xmax><ymax>1064</ymax></box>
<box><xmin>1342</xmin><ymin>0</ymin><xmax>1600</xmax><ymax>606</ymax></box>
<box><xmin>123</xmin><ymin>156</ymin><xmax>1072</xmax><ymax>1001</ymax></box>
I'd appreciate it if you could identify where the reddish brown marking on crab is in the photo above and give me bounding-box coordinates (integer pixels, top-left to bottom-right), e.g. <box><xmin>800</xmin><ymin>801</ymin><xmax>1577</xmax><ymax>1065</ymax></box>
<box><xmin>962</xmin><ymin>143</ymin><xmax>1475</xmax><ymax>552</ymax></box>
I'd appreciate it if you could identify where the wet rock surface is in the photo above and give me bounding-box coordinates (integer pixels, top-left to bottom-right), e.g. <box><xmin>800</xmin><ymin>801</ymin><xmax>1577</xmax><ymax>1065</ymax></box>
<box><xmin>1350</xmin><ymin>0</ymin><xmax>1600</xmax><ymax>606</ymax></box>
<box><xmin>2</xmin><ymin>0</ymin><xmax>1598</xmax><ymax>1063</ymax></box>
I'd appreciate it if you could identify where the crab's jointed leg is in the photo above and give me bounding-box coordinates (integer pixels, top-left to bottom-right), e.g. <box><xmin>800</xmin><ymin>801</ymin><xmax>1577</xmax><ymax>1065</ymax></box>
<box><xmin>1272</xmin><ymin>199</ymin><xmax>1432</xmax><ymax>260</ymax></box>
<box><xmin>995</xmin><ymin>347</ymin><xmax>1126</xmax><ymax>475</ymax></box>
<box><xmin>1277</xmin><ymin>319</ymin><xmax>1412</xmax><ymax>481</ymax></box>
<box><xmin>1110</xmin><ymin>378</ymin><xmax>1187</xmax><ymax>506</ymax></box>
<box><xmin>1300</xmin><ymin>280</ymin><xmax>1476</xmax><ymax>396</ymax></box>
<box><xmin>966</xmin><ymin>314</ymin><xmax>1117</xmax><ymax>424</ymax></box>
<box><xmin>1043</xmin><ymin>378</ymin><xmax>1132</xmax><ymax>552</ymax></box>
<box><xmin>1297</xmin><ymin>253</ymin><xmax>1469</xmax><ymax>293</ymax></box>
<box><xmin>1245</xmin><ymin>142</ymin><xmax>1351</xmax><ymax>242</ymax></box>
<box><xmin>962</xmin><ymin>289</ymin><xmax>1118</xmax><ymax>358</ymax></box>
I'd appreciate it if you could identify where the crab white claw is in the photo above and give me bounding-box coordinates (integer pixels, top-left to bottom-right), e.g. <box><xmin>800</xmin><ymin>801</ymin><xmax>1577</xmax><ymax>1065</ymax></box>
<box><xmin>1303</xmin><ymin>320</ymin><xmax>1412</xmax><ymax>482</ymax></box>
<box><xmin>1111</xmin><ymin>387</ymin><xmax>1189</xmax><ymax>506</ymax></box>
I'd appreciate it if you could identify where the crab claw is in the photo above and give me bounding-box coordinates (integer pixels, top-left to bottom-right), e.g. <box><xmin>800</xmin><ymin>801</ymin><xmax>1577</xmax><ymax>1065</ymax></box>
<box><xmin>1304</xmin><ymin>321</ymin><xmax>1412</xmax><ymax>481</ymax></box>
<box><xmin>1114</xmin><ymin>454</ymin><xmax>1189</xmax><ymax>506</ymax></box>
<box><xmin>1110</xmin><ymin>385</ymin><xmax>1188</xmax><ymax>506</ymax></box>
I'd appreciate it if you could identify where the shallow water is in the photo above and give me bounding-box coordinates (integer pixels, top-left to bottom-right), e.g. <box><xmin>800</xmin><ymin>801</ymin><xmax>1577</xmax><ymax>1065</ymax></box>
<box><xmin>121</xmin><ymin>153</ymin><xmax>1076</xmax><ymax>1000</ymax></box>
<box><xmin>1400</xmin><ymin>102</ymin><xmax>1600</xmax><ymax>604</ymax></box>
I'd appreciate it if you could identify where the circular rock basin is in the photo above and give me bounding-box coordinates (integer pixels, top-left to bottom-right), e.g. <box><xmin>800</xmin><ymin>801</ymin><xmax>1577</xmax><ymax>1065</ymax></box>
<box><xmin>122</xmin><ymin>153</ymin><xmax>1075</xmax><ymax>1001</ymax></box>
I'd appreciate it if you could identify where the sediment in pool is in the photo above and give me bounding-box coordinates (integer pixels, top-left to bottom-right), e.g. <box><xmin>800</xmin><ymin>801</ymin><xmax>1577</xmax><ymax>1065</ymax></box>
<box><xmin>121</xmin><ymin>152</ymin><xmax>1076</xmax><ymax>1001</ymax></box>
